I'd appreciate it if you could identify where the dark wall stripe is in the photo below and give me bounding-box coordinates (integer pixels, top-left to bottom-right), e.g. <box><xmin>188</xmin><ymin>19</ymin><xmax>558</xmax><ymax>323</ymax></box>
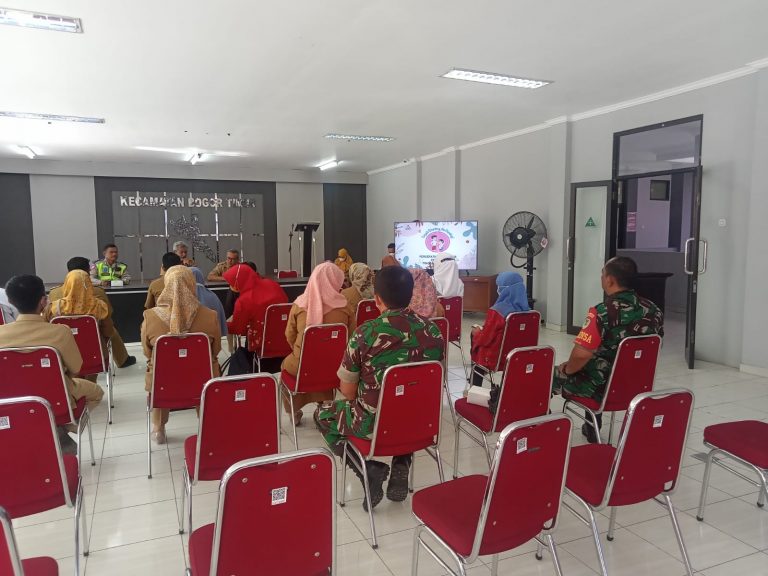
<box><xmin>0</xmin><ymin>173</ymin><xmax>35</xmax><ymax>284</ymax></box>
<box><xmin>668</xmin><ymin>173</ymin><xmax>684</xmax><ymax>251</ymax></box>
<box><xmin>323</xmin><ymin>183</ymin><xmax>367</xmax><ymax>263</ymax></box>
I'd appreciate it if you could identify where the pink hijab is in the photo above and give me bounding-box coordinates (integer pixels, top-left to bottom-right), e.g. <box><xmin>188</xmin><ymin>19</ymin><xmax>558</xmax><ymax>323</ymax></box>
<box><xmin>409</xmin><ymin>268</ymin><xmax>439</xmax><ymax>318</ymax></box>
<box><xmin>294</xmin><ymin>262</ymin><xmax>348</xmax><ymax>326</ymax></box>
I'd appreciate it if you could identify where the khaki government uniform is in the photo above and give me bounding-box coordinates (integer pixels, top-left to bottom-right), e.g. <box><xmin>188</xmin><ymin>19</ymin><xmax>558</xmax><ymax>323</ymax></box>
<box><xmin>341</xmin><ymin>286</ymin><xmax>364</xmax><ymax>320</ymax></box>
<box><xmin>0</xmin><ymin>314</ymin><xmax>104</xmax><ymax>410</ymax></box>
<box><xmin>144</xmin><ymin>277</ymin><xmax>165</xmax><ymax>309</ymax></box>
<box><xmin>141</xmin><ymin>307</ymin><xmax>222</xmax><ymax>428</ymax></box>
<box><xmin>208</xmin><ymin>261</ymin><xmax>231</xmax><ymax>280</ymax></box>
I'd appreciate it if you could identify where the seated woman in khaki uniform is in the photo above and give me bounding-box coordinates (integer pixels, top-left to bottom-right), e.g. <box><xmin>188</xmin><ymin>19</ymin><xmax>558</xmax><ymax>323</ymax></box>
<box><xmin>341</xmin><ymin>262</ymin><xmax>374</xmax><ymax>317</ymax></box>
<box><xmin>141</xmin><ymin>266</ymin><xmax>221</xmax><ymax>445</ymax></box>
<box><xmin>281</xmin><ymin>262</ymin><xmax>355</xmax><ymax>425</ymax></box>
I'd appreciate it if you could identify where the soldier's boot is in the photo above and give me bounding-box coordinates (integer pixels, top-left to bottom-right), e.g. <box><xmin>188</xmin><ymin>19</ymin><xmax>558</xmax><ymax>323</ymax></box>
<box><xmin>386</xmin><ymin>453</ymin><xmax>412</xmax><ymax>502</ymax></box>
<box><xmin>345</xmin><ymin>452</ymin><xmax>390</xmax><ymax>512</ymax></box>
<box><xmin>581</xmin><ymin>412</ymin><xmax>603</xmax><ymax>444</ymax></box>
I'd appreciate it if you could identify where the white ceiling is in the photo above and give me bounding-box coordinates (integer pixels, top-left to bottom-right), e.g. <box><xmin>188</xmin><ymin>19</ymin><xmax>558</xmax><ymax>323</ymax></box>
<box><xmin>0</xmin><ymin>0</ymin><xmax>767</xmax><ymax>173</ymax></box>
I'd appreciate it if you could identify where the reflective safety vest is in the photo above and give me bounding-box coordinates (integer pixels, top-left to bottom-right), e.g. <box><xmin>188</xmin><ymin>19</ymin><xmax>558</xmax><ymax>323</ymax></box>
<box><xmin>93</xmin><ymin>260</ymin><xmax>128</xmax><ymax>281</ymax></box>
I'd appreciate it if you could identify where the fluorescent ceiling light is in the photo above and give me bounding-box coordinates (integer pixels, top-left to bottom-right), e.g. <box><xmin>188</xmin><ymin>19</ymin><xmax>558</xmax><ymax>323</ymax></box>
<box><xmin>319</xmin><ymin>160</ymin><xmax>339</xmax><ymax>171</ymax></box>
<box><xmin>0</xmin><ymin>7</ymin><xmax>82</xmax><ymax>33</ymax></box>
<box><xmin>0</xmin><ymin>111</ymin><xmax>104</xmax><ymax>124</ymax></box>
<box><xmin>11</xmin><ymin>145</ymin><xmax>37</xmax><ymax>159</ymax></box>
<box><xmin>188</xmin><ymin>153</ymin><xmax>204</xmax><ymax>165</ymax></box>
<box><xmin>135</xmin><ymin>146</ymin><xmax>247</xmax><ymax>158</ymax></box>
<box><xmin>442</xmin><ymin>68</ymin><xmax>551</xmax><ymax>89</ymax></box>
<box><xmin>325</xmin><ymin>133</ymin><xmax>394</xmax><ymax>142</ymax></box>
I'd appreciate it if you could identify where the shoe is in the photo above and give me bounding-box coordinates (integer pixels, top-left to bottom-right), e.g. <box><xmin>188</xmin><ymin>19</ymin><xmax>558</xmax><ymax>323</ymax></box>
<box><xmin>581</xmin><ymin>423</ymin><xmax>599</xmax><ymax>444</ymax></box>
<box><xmin>362</xmin><ymin>461</ymin><xmax>390</xmax><ymax>511</ymax></box>
<box><xmin>386</xmin><ymin>455</ymin><xmax>412</xmax><ymax>502</ymax></box>
<box><xmin>57</xmin><ymin>427</ymin><xmax>78</xmax><ymax>455</ymax></box>
<box><xmin>152</xmin><ymin>429</ymin><xmax>167</xmax><ymax>445</ymax></box>
<box><xmin>119</xmin><ymin>355</ymin><xmax>137</xmax><ymax>368</ymax></box>
<box><xmin>293</xmin><ymin>410</ymin><xmax>304</xmax><ymax>427</ymax></box>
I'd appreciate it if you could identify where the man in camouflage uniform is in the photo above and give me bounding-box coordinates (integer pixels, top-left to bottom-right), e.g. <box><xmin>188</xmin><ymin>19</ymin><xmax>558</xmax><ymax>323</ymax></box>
<box><xmin>555</xmin><ymin>256</ymin><xmax>663</xmax><ymax>442</ymax></box>
<box><xmin>315</xmin><ymin>265</ymin><xmax>444</xmax><ymax>510</ymax></box>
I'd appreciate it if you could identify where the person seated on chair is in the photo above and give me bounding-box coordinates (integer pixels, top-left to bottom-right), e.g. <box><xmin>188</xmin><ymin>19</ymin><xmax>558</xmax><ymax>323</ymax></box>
<box><xmin>334</xmin><ymin>248</ymin><xmax>354</xmax><ymax>289</ymax></box>
<box><xmin>282</xmin><ymin>262</ymin><xmax>355</xmax><ymax>425</ymax></box>
<box><xmin>381</xmin><ymin>243</ymin><xmax>400</xmax><ymax>268</ymax></box>
<box><xmin>408</xmin><ymin>268</ymin><xmax>445</xmax><ymax>319</ymax></box>
<box><xmin>341</xmin><ymin>262</ymin><xmax>374</xmax><ymax>315</ymax></box>
<box><xmin>173</xmin><ymin>240</ymin><xmax>196</xmax><ymax>267</ymax></box>
<box><xmin>207</xmin><ymin>249</ymin><xmax>240</xmax><ymax>282</ymax></box>
<box><xmin>314</xmin><ymin>266</ymin><xmax>444</xmax><ymax>510</ymax></box>
<box><xmin>0</xmin><ymin>287</ymin><xmax>18</xmax><ymax>323</ymax></box>
<box><xmin>91</xmin><ymin>243</ymin><xmax>131</xmax><ymax>286</ymax></box>
<box><xmin>141</xmin><ymin>266</ymin><xmax>221</xmax><ymax>445</ymax></box>
<box><xmin>555</xmin><ymin>256</ymin><xmax>663</xmax><ymax>443</ymax></box>
<box><xmin>222</xmin><ymin>263</ymin><xmax>288</xmax><ymax>366</ymax></box>
<box><xmin>190</xmin><ymin>267</ymin><xmax>228</xmax><ymax>338</ymax></box>
<box><xmin>0</xmin><ymin>275</ymin><xmax>104</xmax><ymax>454</ymax></box>
<box><xmin>145</xmin><ymin>252</ymin><xmax>182</xmax><ymax>309</ymax></box>
<box><xmin>469</xmin><ymin>272</ymin><xmax>529</xmax><ymax>387</ymax></box>
<box><xmin>432</xmin><ymin>253</ymin><xmax>464</xmax><ymax>298</ymax></box>
<box><xmin>50</xmin><ymin>257</ymin><xmax>136</xmax><ymax>368</ymax></box>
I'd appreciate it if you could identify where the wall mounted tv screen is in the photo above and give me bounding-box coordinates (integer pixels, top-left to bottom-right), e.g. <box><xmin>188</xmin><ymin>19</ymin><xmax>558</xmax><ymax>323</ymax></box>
<box><xmin>394</xmin><ymin>221</ymin><xmax>478</xmax><ymax>270</ymax></box>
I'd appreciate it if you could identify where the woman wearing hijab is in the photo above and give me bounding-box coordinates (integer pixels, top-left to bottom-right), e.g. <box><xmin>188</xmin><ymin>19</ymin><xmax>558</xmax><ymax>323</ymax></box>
<box><xmin>469</xmin><ymin>272</ymin><xmax>529</xmax><ymax>386</ymax></box>
<box><xmin>334</xmin><ymin>248</ymin><xmax>354</xmax><ymax>288</ymax></box>
<box><xmin>408</xmin><ymin>268</ymin><xmax>445</xmax><ymax>319</ymax></box>
<box><xmin>282</xmin><ymin>262</ymin><xmax>355</xmax><ymax>424</ymax></box>
<box><xmin>141</xmin><ymin>266</ymin><xmax>221</xmax><ymax>444</ymax></box>
<box><xmin>341</xmin><ymin>262</ymin><xmax>374</xmax><ymax>313</ymax></box>
<box><xmin>432</xmin><ymin>254</ymin><xmax>464</xmax><ymax>298</ymax></box>
<box><xmin>190</xmin><ymin>267</ymin><xmax>228</xmax><ymax>337</ymax></box>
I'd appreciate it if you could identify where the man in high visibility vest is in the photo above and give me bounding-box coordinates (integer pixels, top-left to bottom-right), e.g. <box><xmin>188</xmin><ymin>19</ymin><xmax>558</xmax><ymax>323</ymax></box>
<box><xmin>91</xmin><ymin>243</ymin><xmax>131</xmax><ymax>286</ymax></box>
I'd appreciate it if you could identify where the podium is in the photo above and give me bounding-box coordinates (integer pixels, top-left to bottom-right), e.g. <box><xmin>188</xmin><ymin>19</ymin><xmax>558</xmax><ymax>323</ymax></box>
<box><xmin>294</xmin><ymin>222</ymin><xmax>320</xmax><ymax>277</ymax></box>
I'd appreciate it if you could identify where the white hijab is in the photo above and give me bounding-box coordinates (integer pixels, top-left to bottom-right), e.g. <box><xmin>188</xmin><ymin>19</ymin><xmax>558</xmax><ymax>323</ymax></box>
<box><xmin>432</xmin><ymin>254</ymin><xmax>464</xmax><ymax>298</ymax></box>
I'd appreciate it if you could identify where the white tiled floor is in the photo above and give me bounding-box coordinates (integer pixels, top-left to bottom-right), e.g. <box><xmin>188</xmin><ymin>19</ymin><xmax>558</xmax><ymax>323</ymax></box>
<box><xmin>11</xmin><ymin>315</ymin><xmax>768</xmax><ymax>575</ymax></box>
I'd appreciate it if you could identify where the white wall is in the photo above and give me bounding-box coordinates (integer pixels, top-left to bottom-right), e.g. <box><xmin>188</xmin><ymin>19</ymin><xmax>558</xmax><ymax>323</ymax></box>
<box><xmin>635</xmin><ymin>176</ymin><xmax>671</xmax><ymax>248</ymax></box>
<box><xmin>366</xmin><ymin>162</ymin><xmax>418</xmax><ymax>265</ymax></box>
<box><xmin>29</xmin><ymin>175</ymin><xmax>98</xmax><ymax>283</ymax></box>
<box><xmin>275</xmin><ymin>183</ymin><xmax>324</xmax><ymax>274</ymax></box>
<box><xmin>421</xmin><ymin>153</ymin><xmax>456</xmax><ymax>221</ymax></box>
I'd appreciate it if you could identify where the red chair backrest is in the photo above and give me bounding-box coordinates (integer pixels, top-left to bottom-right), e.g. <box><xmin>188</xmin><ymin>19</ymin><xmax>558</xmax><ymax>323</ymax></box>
<box><xmin>370</xmin><ymin>361</ymin><xmax>444</xmax><ymax>457</ymax></box>
<box><xmin>0</xmin><ymin>506</ymin><xmax>23</xmax><ymax>576</ymax></box>
<box><xmin>194</xmin><ymin>374</ymin><xmax>281</xmax><ymax>482</ymax></box>
<box><xmin>210</xmin><ymin>450</ymin><xmax>335</xmax><ymax>576</ymax></box>
<box><xmin>294</xmin><ymin>324</ymin><xmax>348</xmax><ymax>394</ymax></box>
<box><xmin>607</xmin><ymin>389</ymin><xmax>693</xmax><ymax>507</ymax></box>
<box><xmin>51</xmin><ymin>315</ymin><xmax>107</xmax><ymax>376</ymax></box>
<box><xmin>430</xmin><ymin>317</ymin><xmax>449</xmax><ymax>376</ymax></box>
<box><xmin>438</xmin><ymin>296</ymin><xmax>463</xmax><ymax>342</ymax></box>
<box><xmin>356</xmin><ymin>299</ymin><xmax>380</xmax><ymax>326</ymax></box>
<box><xmin>259</xmin><ymin>303</ymin><xmax>293</xmax><ymax>359</ymax></box>
<box><xmin>493</xmin><ymin>346</ymin><xmax>555</xmax><ymax>432</ymax></box>
<box><xmin>277</xmin><ymin>270</ymin><xmax>298</xmax><ymax>279</ymax></box>
<box><xmin>0</xmin><ymin>347</ymin><xmax>73</xmax><ymax>425</ymax></box>
<box><xmin>475</xmin><ymin>414</ymin><xmax>572</xmax><ymax>556</ymax></box>
<box><xmin>492</xmin><ymin>311</ymin><xmax>540</xmax><ymax>371</ymax></box>
<box><xmin>601</xmin><ymin>335</ymin><xmax>661</xmax><ymax>412</ymax></box>
<box><xmin>0</xmin><ymin>397</ymin><xmax>74</xmax><ymax>518</ymax></box>
<box><xmin>150</xmin><ymin>333</ymin><xmax>213</xmax><ymax>410</ymax></box>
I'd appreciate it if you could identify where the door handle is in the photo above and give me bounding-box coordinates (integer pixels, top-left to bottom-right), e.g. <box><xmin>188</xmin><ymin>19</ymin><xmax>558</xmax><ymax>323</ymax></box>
<box><xmin>699</xmin><ymin>239</ymin><xmax>708</xmax><ymax>274</ymax></box>
<box><xmin>684</xmin><ymin>238</ymin><xmax>694</xmax><ymax>275</ymax></box>
<box><xmin>566</xmin><ymin>237</ymin><xmax>573</xmax><ymax>262</ymax></box>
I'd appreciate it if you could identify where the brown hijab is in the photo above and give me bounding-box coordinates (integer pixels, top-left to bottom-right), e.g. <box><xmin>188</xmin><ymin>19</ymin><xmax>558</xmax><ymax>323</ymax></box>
<box><xmin>152</xmin><ymin>266</ymin><xmax>200</xmax><ymax>334</ymax></box>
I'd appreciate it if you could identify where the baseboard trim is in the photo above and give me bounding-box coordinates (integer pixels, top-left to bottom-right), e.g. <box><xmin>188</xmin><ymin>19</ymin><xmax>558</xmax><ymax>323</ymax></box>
<box><xmin>545</xmin><ymin>322</ymin><xmax>565</xmax><ymax>332</ymax></box>
<box><xmin>740</xmin><ymin>363</ymin><xmax>768</xmax><ymax>378</ymax></box>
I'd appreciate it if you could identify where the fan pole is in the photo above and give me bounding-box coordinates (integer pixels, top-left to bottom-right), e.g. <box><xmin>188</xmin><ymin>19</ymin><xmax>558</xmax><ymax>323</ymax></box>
<box><xmin>526</xmin><ymin>245</ymin><xmax>535</xmax><ymax>309</ymax></box>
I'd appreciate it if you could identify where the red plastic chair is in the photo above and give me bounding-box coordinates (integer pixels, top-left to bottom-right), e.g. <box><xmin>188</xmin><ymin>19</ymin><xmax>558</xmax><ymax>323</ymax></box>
<box><xmin>0</xmin><ymin>346</ymin><xmax>95</xmax><ymax>466</ymax></box>
<box><xmin>471</xmin><ymin>310</ymin><xmax>541</xmax><ymax>386</ymax></box>
<box><xmin>562</xmin><ymin>334</ymin><xmax>661</xmax><ymax>444</ymax></box>
<box><xmin>697</xmin><ymin>420</ymin><xmax>768</xmax><ymax>521</ymax></box>
<box><xmin>564</xmin><ymin>389</ymin><xmax>695</xmax><ymax>576</ymax></box>
<box><xmin>454</xmin><ymin>345</ymin><xmax>555</xmax><ymax>476</ymax></box>
<box><xmin>0</xmin><ymin>397</ymin><xmax>86</xmax><ymax>575</ymax></box>
<box><xmin>180</xmin><ymin>373</ymin><xmax>281</xmax><ymax>534</ymax></box>
<box><xmin>438</xmin><ymin>296</ymin><xmax>468</xmax><ymax>378</ymax></box>
<box><xmin>186</xmin><ymin>448</ymin><xmax>337</xmax><ymax>576</ymax></box>
<box><xmin>249</xmin><ymin>303</ymin><xmax>293</xmax><ymax>372</ymax></box>
<box><xmin>279</xmin><ymin>323</ymin><xmax>348</xmax><ymax>448</ymax></box>
<box><xmin>51</xmin><ymin>315</ymin><xmax>115</xmax><ymax>425</ymax></box>
<box><xmin>1</xmin><ymin>505</ymin><xmax>59</xmax><ymax>576</ymax></box>
<box><xmin>277</xmin><ymin>270</ymin><xmax>299</xmax><ymax>279</ymax></box>
<box><xmin>430</xmin><ymin>317</ymin><xmax>454</xmax><ymax>423</ymax></box>
<box><xmin>412</xmin><ymin>414</ymin><xmax>572</xmax><ymax>576</ymax></box>
<box><xmin>356</xmin><ymin>299</ymin><xmax>381</xmax><ymax>326</ymax></box>
<box><xmin>147</xmin><ymin>333</ymin><xmax>213</xmax><ymax>478</ymax></box>
<box><xmin>339</xmin><ymin>361</ymin><xmax>444</xmax><ymax>549</ymax></box>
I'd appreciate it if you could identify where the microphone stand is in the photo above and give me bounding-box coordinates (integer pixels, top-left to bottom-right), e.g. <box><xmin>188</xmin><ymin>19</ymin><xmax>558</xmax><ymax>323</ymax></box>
<box><xmin>288</xmin><ymin>224</ymin><xmax>294</xmax><ymax>272</ymax></box>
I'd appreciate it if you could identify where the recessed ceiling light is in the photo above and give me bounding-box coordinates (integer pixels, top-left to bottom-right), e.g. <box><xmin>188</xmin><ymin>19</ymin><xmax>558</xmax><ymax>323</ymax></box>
<box><xmin>441</xmin><ymin>68</ymin><xmax>551</xmax><ymax>89</ymax></box>
<box><xmin>10</xmin><ymin>145</ymin><xmax>37</xmax><ymax>159</ymax></box>
<box><xmin>325</xmin><ymin>133</ymin><xmax>395</xmax><ymax>142</ymax></box>
<box><xmin>0</xmin><ymin>111</ymin><xmax>104</xmax><ymax>124</ymax></box>
<box><xmin>0</xmin><ymin>7</ymin><xmax>82</xmax><ymax>33</ymax></box>
<box><xmin>319</xmin><ymin>160</ymin><xmax>339</xmax><ymax>171</ymax></box>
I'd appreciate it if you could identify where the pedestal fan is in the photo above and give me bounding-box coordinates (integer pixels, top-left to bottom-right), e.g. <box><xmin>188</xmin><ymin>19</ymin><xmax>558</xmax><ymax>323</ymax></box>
<box><xmin>502</xmin><ymin>211</ymin><xmax>548</xmax><ymax>307</ymax></box>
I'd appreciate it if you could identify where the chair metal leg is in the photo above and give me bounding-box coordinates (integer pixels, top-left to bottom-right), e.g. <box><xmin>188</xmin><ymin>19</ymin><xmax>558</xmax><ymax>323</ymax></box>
<box><xmin>409</xmin><ymin>455</ymin><xmax>416</xmax><ymax>493</ymax></box>
<box><xmin>79</xmin><ymin>485</ymin><xmax>89</xmax><ymax>557</ymax></box>
<box><xmin>588</xmin><ymin>410</ymin><xmax>602</xmax><ymax>444</ymax></box>
<box><xmin>607</xmin><ymin>507</ymin><xmax>617</xmax><ymax>541</ymax></box>
<box><xmin>696</xmin><ymin>449</ymin><xmax>715</xmax><ymax>520</ymax></box>
<box><xmin>443</xmin><ymin>380</ymin><xmax>456</xmax><ymax>426</ymax></box>
<box><xmin>490</xmin><ymin>554</ymin><xmax>498</xmax><ymax>576</ymax></box>
<box><xmin>757</xmin><ymin>470</ymin><xmax>767</xmax><ymax>508</ymax></box>
<box><xmin>339</xmin><ymin>445</ymin><xmax>348</xmax><ymax>507</ymax></box>
<box><xmin>146</xmin><ymin>404</ymin><xmax>152</xmax><ymax>479</ymax></box>
<box><xmin>664</xmin><ymin>494</ymin><xmax>694</xmax><ymax>576</ymax></box>
<box><xmin>585</xmin><ymin>505</ymin><xmax>608</xmax><ymax>576</ymax></box>
<box><xmin>434</xmin><ymin>446</ymin><xmax>445</xmax><ymax>484</ymax></box>
<box><xmin>179</xmin><ymin>466</ymin><xmax>186</xmax><ymax>533</ymax></box>
<box><xmin>357</xmin><ymin>457</ymin><xmax>378</xmax><ymax>548</ymax></box>
<box><xmin>547</xmin><ymin>534</ymin><xmax>565</xmax><ymax>576</ymax></box>
<box><xmin>482</xmin><ymin>433</ymin><xmax>492</xmax><ymax>469</ymax></box>
<box><xmin>411</xmin><ymin>525</ymin><xmax>423</xmax><ymax>576</ymax></box>
<box><xmin>187</xmin><ymin>475</ymin><xmax>193</xmax><ymax>535</ymax></box>
<box><xmin>287</xmin><ymin>391</ymin><xmax>299</xmax><ymax>448</ymax></box>
<box><xmin>453</xmin><ymin>418</ymin><xmax>462</xmax><ymax>479</ymax></box>
<box><xmin>607</xmin><ymin>412</ymin><xmax>616</xmax><ymax>445</ymax></box>
<box><xmin>536</xmin><ymin>539</ymin><xmax>544</xmax><ymax>560</ymax></box>
<box><xmin>85</xmin><ymin>412</ymin><xmax>95</xmax><ymax>466</ymax></box>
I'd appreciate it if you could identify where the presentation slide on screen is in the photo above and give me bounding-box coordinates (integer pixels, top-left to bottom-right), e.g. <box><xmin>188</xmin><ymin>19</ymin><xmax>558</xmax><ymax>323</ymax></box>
<box><xmin>394</xmin><ymin>221</ymin><xmax>478</xmax><ymax>270</ymax></box>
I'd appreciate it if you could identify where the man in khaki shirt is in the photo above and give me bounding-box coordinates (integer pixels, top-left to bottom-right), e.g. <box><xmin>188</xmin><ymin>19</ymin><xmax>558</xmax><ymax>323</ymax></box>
<box><xmin>207</xmin><ymin>249</ymin><xmax>240</xmax><ymax>282</ymax></box>
<box><xmin>145</xmin><ymin>252</ymin><xmax>182</xmax><ymax>309</ymax></box>
<box><xmin>0</xmin><ymin>274</ymin><xmax>104</xmax><ymax>453</ymax></box>
<box><xmin>49</xmin><ymin>257</ymin><xmax>136</xmax><ymax>368</ymax></box>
